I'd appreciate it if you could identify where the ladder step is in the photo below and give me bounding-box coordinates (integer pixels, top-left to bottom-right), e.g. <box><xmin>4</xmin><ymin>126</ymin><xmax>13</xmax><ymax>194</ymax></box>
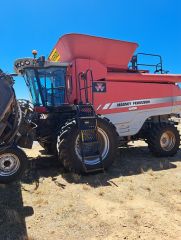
<box><xmin>83</xmin><ymin>154</ymin><xmax>101</xmax><ymax>159</ymax></box>
<box><xmin>84</xmin><ymin>167</ymin><xmax>104</xmax><ymax>173</ymax></box>
<box><xmin>81</xmin><ymin>134</ymin><xmax>98</xmax><ymax>143</ymax></box>
<box><xmin>79</xmin><ymin>126</ymin><xmax>96</xmax><ymax>130</ymax></box>
<box><xmin>76</xmin><ymin>104</ymin><xmax>104</xmax><ymax>172</ymax></box>
<box><xmin>79</xmin><ymin>116</ymin><xmax>97</xmax><ymax>119</ymax></box>
<box><xmin>77</xmin><ymin>105</ymin><xmax>95</xmax><ymax>117</ymax></box>
<box><xmin>81</xmin><ymin>147</ymin><xmax>99</xmax><ymax>157</ymax></box>
<box><xmin>82</xmin><ymin>140</ymin><xmax>99</xmax><ymax>144</ymax></box>
<box><xmin>79</xmin><ymin>118</ymin><xmax>97</xmax><ymax>130</ymax></box>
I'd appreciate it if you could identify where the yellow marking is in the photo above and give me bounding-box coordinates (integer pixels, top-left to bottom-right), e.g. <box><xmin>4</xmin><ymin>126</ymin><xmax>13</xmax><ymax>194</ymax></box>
<box><xmin>81</xmin><ymin>132</ymin><xmax>84</xmax><ymax>141</ymax></box>
<box><xmin>49</xmin><ymin>48</ymin><xmax>61</xmax><ymax>62</ymax></box>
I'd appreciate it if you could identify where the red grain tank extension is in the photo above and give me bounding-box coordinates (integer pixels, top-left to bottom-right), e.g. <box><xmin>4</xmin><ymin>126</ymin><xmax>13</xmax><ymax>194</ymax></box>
<box><xmin>50</xmin><ymin>33</ymin><xmax>138</xmax><ymax>70</ymax></box>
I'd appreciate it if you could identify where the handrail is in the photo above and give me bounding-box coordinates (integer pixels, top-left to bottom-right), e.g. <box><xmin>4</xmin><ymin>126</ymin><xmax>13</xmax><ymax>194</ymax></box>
<box><xmin>77</xmin><ymin>69</ymin><xmax>94</xmax><ymax>105</ymax></box>
<box><xmin>130</xmin><ymin>52</ymin><xmax>164</xmax><ymax>74</ymax></box>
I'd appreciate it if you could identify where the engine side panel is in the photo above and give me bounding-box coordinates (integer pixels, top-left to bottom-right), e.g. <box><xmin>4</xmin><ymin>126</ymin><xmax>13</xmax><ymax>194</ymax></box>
<box><xmin>103</xmin><ymin>106</ymin><xmax>177</xmax><ymax>136</ymax></box>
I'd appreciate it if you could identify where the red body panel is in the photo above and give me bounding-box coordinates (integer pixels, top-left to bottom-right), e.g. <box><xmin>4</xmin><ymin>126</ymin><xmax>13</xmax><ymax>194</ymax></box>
<box><xmin>93</xmin><ymin>82</ymin><xmax>177</xmax><ymax>114</ymax></box>
<box><xmin>68</xmin><ymin>58</ymin><xmax>181</xmax><ymax>112</ymax></box>
<box><xmin>49</xmin><ymin>34</ymin><xmax>181</xmax><ymax>116</ymax></box>
<box><xmin>107</xmin><ymin>72</ymin><xmax>181</xmax><ymax>83</ymax></box>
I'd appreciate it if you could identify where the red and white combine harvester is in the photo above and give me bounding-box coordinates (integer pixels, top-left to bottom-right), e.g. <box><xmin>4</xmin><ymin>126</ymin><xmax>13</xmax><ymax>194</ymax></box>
<box><xmin>1</xmin><ymin>33</ymin><xmax>181</xmax><ymax>183</ymax></box>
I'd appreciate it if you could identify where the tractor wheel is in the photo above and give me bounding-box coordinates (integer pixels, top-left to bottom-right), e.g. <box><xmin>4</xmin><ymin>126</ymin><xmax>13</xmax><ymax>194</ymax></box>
<box><xmin>0</xmin><ymin>146</ymin><xmax>28</xmax><ymax>184</ymax></box>
<box><xmin>147</xmin><ymin>124</ymin><xmax>180</xmax><ymax>157</ymax></box>
<box><xmin>57</xmin><ymin>117</ymin><xmax>118</xmax><ymax>173</ymax></box>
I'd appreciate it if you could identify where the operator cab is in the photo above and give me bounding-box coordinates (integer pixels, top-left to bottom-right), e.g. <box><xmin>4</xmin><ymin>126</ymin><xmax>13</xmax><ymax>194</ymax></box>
<box><xmin>14</xmin><ymin>57</ymin><xmax>69</xmax><ymax>108</ymax></box>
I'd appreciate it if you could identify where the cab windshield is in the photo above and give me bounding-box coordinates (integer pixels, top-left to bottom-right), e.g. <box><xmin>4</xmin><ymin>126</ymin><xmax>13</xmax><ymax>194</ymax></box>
<box><xmin>24</xmin><ymin>67</ymin><xmax>66</xmax><ymax>107</ymax></box>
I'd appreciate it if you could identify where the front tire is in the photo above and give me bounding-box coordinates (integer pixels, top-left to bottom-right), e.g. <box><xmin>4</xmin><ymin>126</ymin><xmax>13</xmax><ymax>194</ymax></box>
<box><xmin>0</xmin><ymin>147</ymin><xmax>28</xmax><ymax>184</ymax></box>
<box><xmin>147</xmin><ymin>123</ymin><xmax>180</xmax><ymax>157</ymax></box>
<box><xmin>57</xmin><ymin>117</ymin><xmax>118</xmax><ymax>173</ymax></box>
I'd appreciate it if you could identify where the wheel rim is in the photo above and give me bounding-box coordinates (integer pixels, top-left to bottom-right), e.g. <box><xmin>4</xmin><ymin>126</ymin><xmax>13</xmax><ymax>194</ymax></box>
<box><xmin>0</xmin><ymin>153</ymin><xmax>20</xmax><ymax>177</ymax></box>
<box><xmin>75</xmin><ymin>127</ymin><xmax>110</xmax><ymax>165</ymax></box>
<box><xmin>160</xmin><ymin>130</ymin><xmax>176</xmax><ymax>151</ymax></box>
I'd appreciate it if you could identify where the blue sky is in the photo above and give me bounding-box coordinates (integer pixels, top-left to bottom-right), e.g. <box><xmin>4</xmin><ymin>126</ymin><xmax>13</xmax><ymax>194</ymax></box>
<box><xmin>0</xmin><ymin>0</ymin><xmax>180</xmax><ymax>99</ymax></box>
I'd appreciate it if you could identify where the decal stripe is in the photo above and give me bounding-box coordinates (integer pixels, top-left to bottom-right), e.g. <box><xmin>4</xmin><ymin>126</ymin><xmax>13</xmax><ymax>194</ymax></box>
<box><xmin>103</xmin><ymin>96</ymin><xmax>181</xmax><ymax>110</ymax></box>
<box><xmin>103</xmin><ymin>103</ymin><xmax>111</xmax><ymax>110</ymax></box>
<box><xmin>96</xmin><ymin>104</ymin><xmax>102</xmax><ymax>110</ymax></box>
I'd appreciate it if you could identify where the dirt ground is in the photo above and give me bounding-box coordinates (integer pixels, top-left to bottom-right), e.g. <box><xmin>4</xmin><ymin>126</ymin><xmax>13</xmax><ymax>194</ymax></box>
<box><xmin>0</xmin><ymin>131</ymin><xmax>181</xmax><ymax>240</ymax></box>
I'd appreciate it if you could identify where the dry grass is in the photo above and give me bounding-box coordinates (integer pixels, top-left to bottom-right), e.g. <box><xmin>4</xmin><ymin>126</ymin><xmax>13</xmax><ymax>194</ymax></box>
<box><xmin>27</xmin><ymin>237</ymin><xmax>37</xmax><ymax>240</ymax></box>
<box><xmin>98</xmin><ymin>189</ymin><xmax>105</xmax><ymax>196</ymax></box>
<box><xmin>1</xmin><ymin>137</ymin><xmax>181</xmax><ymax>240</ymax></box>
<box><xmin>82</xmin><ymin>184</ymin><xmax>91</xmax><ymax>191</ymax></box>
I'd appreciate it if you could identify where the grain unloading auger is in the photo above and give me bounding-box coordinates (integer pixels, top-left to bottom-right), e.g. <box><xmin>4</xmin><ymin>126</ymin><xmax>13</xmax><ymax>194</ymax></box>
<box><xmin>2</xmin><ymin>33</ymin><xmax>181</xmax><ymax>183</ymax></box>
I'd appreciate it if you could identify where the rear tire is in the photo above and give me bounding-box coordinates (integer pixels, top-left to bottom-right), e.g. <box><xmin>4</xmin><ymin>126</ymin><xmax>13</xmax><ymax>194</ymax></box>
<box><xmin>57</xmin><ymin>117</ymin><xmax>118</xmax><ymax>173</ymax></box>
<box><xmin>0</xmin><ymin>146</ymin><xmax>28</xmax><ymax>184</ymax></box>
<box><xmin>147</xmin><ymin>123</ymin><xmax>180</xmax><ymax>157</ymax></box>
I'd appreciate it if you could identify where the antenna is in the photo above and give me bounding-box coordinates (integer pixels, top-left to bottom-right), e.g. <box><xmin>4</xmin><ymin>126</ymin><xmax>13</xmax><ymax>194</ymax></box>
<box><xmin>32</xmin><ymin>50</ymin><xmax>38</xmax><ymax>59</ymax></box>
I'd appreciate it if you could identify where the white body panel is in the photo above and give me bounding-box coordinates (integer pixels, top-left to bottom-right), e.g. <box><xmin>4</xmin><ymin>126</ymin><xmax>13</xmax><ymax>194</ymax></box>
<box><xmin>104</xmin><ymin>105</ymin><xmax>181</xmax><ymax>137</ymax></box>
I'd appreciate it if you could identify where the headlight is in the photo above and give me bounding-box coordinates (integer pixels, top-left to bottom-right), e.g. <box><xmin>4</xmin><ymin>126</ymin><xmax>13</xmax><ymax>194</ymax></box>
<box><xmin>25</xmin><ymin>60</ymin><xmax>30</xmax><ymax>65</ymax></box>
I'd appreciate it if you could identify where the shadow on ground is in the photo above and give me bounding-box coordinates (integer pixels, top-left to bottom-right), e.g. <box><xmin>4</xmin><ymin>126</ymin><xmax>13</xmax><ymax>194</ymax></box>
<box><xmin>0</xmin><ymin>144</ymin><xmax>180</xmax><ymax>239</ymax></box>
<box><xmin>0</xmin><ymin>182</ymin><xmax>34</xmax><ymax>240</ymax></box>
<box><xmin>22</xmin><ymin>144</ymin><xmax>181</xmax><ymax>189</ymax></box>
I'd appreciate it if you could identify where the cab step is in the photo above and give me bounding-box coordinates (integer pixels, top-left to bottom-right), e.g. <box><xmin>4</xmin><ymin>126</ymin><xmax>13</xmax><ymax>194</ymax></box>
<box><xmin>76</xmin><ymin>104</ymin><xmax>104</xmax><ymax>172</ymax></box>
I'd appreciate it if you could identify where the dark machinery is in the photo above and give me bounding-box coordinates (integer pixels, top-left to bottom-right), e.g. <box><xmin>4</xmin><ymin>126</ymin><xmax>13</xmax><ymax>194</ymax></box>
<box><xmin>0</xmin><ymin>69</ymin><xmax>35</xmax><ymax>183</ymax></box>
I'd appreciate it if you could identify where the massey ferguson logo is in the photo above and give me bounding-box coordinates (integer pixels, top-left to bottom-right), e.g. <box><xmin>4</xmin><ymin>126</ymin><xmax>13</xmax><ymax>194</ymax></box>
<box><xmin>93</xmin><ymin>82</ymin><xmax>106</xmax><ymax>93</ymax></box>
